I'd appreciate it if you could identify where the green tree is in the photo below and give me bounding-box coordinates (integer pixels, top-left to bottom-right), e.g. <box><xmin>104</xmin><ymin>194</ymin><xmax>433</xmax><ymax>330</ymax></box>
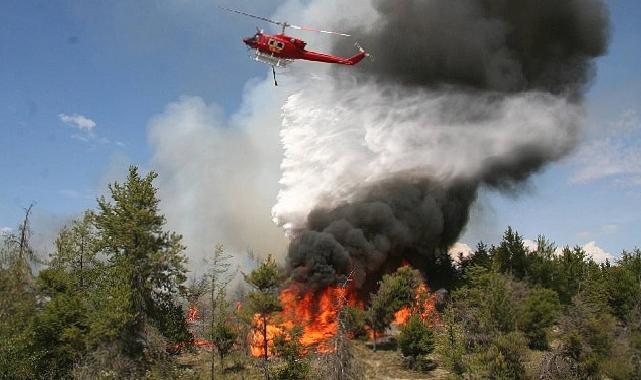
<box><xmin>30</xmin><ymin>268</ymin><xmax>89</xmax><ymax>378</ymax></box>
<box><xmin>460</xmin><ymin>241</ymin><xmax>492</xmax><ymax>274</ymax></box>
<box><xmin>526</xmin><ymin>235</ymin><xmax>557</xmax><ymax>288</ymax></box>
<box><xmin>519</xmin><ymin>288</ymin><xmax>560</xmax><ymax>349</ymax></box>
<box><xmin>210</xmin><ymin>293</ymin><xmax>238</xmax><ymax>374</ymax></box>
<box><xmin>606</xmin><ymin>250</ymin><xmax>641</xmax><ymax>321</ymax></box>
<box><xmin>397</xmin><ymin>315</ymin><xmax>435</xmax><ymax>370</ymax></box>
<box><xmin>553</xmin><ymin>246</ymin><xmax>592</xmax><ymax>304</ymax></box>
<box><xmin>0</xmin><ymin>208</ymin><xmax>40</xmax><ymax>380</ymax></box>
<box><xmin>271</xmin><ymin>326</ymin><xmax>310</xmax><ymax>380</ymax></box>
<box><xmin>92</xmin><ymin>166</ymin><xmax>189</xmax><ymax>359</ymax></box>
<box><xmin>436</xmin><ymin>305</ymin><xmax>466</xmax><ymax>376</ymax></box>
<box><xmin>26</xmin><ymin>212</ymin><xmax>105</xmax><ymax>377</ymax></box>
<box><xmin>50</xmin><ymin>211</ymin><xmax>100</xmax><ymax>290</ymax></box>
<box><xmin>365</xmin><ymin>266</ymin><xmax>421</xmax><ymax>350</ymax></box>
<box><xmin>451</xmin><ymin>267</ymin><xmax>517</xmax><ymax>349</ymax></box>
<box><xmin>492</xmin><ymin>227</ymin><xmax>529</xmax><ymax>279</ymax></box>
<box><xmin>484</xmin><ymin>333</ymin><xmax>527</xmax><ymax>380</ymax></box>
<box><xmin>560</xmin><ymin>292</ymin><xmax>617</xmax><ymax>379</ymax></box>
<box><xmin>245</xmin><ymin>254</ymin><xmax>282</xmax><ymax>378</ymax></box>
<box><xmin>340</xmin><ymin>305</ymin><xmax>367</xmax><ymax>339</ymax></box>
<box><xmin>206</xmin><ymin>244</ymin><xmax>235</xmax><ymax>380</ymax></box>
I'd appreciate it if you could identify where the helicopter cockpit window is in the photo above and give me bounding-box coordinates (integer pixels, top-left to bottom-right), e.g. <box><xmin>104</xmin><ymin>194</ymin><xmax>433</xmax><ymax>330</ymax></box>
<box><xmin>276</xmin><ymin>42</ymin><xmax>284</xmax><ymax>49</ymax></box>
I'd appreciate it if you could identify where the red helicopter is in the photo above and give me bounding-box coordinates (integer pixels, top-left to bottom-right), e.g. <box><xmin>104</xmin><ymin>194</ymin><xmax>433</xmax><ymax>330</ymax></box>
<box><xmin>220</xmin><ymin>7</ymin><xmax>368</xmax><ymax>85</ymax></box>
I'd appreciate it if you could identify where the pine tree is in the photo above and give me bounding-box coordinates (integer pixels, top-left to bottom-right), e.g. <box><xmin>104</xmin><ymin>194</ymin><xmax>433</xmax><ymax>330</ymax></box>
<box><xmin>271</xmin><ymin>326</ymin><xmax>310</xmax><ymax>380</ymax></box>
<box><xmin>206</xmin><ymin>244</ymin><xmax>235</xmax><ymax>380</ymax></box>
<box><xmin>210</xmin><ymin>293</ymin><xmax>238</xmax><ymax>375</ymax></box>
<box><xmin>0</xmin><ymin>208</ymin><xmax>40</xmax><ymax>379</ymax></box>
<box><xmin>398</xmin><ymin>315</ymin><xmax>435</xmax><ymax>370</ymax></box>
<box><xmin>366</xmin><ymin>266</ymin><xmax>422</xmax><ymax>351</ymax></box>
<box><xmin>519</xmin><ymin>288</ymin><xmax>560</xmax><ymax>349</ymax></box>
<box><xmin>492</xmin><ymin>226</ymin><xmax>529</xmax><ymax>279</ymax></box>
<box><xmin>50</xmin><ymin>211</ymin><xmax>100</xmax><ymax>290</ymax></box>
<box><xmin>527</xmin><ymin>235</ymin><xmax>557</xmax><ymax>288</ymax></box>
<box><xmin>92</xmin><ymin>166</ymin><xmax>189</xmax><ymax>358</ymax></box>
<box><xmin>244</xmin><ymin>254</ymin><xmax>282</xmax><ymax>379</ymax></box>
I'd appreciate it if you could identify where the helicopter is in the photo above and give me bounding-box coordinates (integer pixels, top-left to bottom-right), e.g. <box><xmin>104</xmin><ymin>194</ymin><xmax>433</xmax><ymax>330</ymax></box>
<box><xmin>220</xmin><ymin>7</ymin><xmax>368</xmax><ymax>85</ymax></box>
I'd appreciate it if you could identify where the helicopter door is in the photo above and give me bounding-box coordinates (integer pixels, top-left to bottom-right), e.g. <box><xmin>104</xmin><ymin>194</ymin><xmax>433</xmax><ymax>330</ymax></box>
<box><xmin>268</xmin><ymin>39</ymin><xmax>285</xmax><ymax>53</ymax></box>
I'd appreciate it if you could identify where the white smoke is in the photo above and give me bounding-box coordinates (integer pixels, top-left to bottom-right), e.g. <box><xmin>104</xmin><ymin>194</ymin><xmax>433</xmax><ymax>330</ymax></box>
<box><xmin>145</xmin><ymin>0</ymin><xmax>375</xmax><ymax>269</ymax></box>
<box><xmin>272</xmin><ymin>80</ymin><xmax>583</xmax><ymax>234</ymax></box>
<box><xmin>148</xmin><ymin>80</ymin><xmax>290</xmax><ymax>270</ymax></box>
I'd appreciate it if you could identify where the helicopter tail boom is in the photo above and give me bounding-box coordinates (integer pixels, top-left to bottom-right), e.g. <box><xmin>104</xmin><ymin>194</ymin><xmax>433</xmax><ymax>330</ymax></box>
<box><xmin>301</xmin><ymin>50</ymin><xmax>366</xmax><ymax>65</ymax></box>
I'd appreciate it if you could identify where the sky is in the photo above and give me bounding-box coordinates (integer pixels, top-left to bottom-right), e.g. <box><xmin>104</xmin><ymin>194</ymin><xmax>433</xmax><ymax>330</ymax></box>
<box><xmin>1</xmin><ymin>0</ymin><xmax>640</xmax><ymax>263</ymax></box>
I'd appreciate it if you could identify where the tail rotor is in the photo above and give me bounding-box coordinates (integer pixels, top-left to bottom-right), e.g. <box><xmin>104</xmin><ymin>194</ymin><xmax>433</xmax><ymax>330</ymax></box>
<box><xmin>354</xmin><ymin>42</ymin><xmax>374</xmax><ymax>62</ymax></box>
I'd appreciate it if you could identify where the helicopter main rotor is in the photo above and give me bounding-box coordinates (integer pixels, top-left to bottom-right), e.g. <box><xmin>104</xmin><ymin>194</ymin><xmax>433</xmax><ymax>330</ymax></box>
<box><xmin>218</xmin><ymin>6</ymin><xmax>351</xmax><ymax>36</ymax></box>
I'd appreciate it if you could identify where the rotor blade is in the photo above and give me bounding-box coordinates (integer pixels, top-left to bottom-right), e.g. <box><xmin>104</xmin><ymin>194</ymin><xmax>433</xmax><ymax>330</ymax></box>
<box><xmin>288</xmin><ymin>24</ymin><xmax>351</xmax><ymax>37</ymax></box>
<box><xmin>218</xmin><ymin>6</ymin><xmax>284</xmax><ymax>26</ymax></box>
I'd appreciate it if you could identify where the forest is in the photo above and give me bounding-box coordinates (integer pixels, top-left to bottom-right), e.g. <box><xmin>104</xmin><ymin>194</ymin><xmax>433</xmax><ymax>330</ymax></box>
<box><xmin>1</xmin><ymin>166</ymin><xmax>640</xmax><ymax>380</ymax></box>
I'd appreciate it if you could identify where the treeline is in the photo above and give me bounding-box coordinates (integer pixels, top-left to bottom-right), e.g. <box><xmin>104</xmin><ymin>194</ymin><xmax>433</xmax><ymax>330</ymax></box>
<box><xmin>332</xmin><ymin>230</ymin><xmax>641</xmax><ymax>379</ymax></box>
<box><xmin>1</xmin><ymin>167</ymin><xmax>192</xmax><ymax>379</ymax></box>
<box><xmin>438</xmin><ymin>230</ymin><xmax>641</xmax><ymax>378</ymax></box>
<box><xmin>1</xmin><ymin>166</ymin><xmax>640</xmax><ymax>379</ymax></box>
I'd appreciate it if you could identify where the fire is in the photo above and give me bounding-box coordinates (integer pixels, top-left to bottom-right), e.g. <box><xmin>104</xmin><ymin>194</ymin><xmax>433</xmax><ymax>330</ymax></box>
<box><xmin>187</xmin><ymin>304</ymin><xmax>199</xmax><ymax>322</ymax></box>
<box><xmin>168</xmin><ymin>304</ymin><xmax>213</xmax><ymax>352</ymax></box>
<box><xmin>250</xmin><ymin>285</ymin><xmax>358</xmax><ymax>357</ymax></box>
<box><xmin>394</xmin><ymin>307</ymin><xmax>412</xmax><ymax>325</ymax></box>
<box><xmin>248</xmin><ymin>268</ymin><xmax>439</xmax><ymax>357</ymax></box>
<box><xmin>393</xmin><ymin>283</ymin><xmax>438</xmax><ymax>326</ymax></box>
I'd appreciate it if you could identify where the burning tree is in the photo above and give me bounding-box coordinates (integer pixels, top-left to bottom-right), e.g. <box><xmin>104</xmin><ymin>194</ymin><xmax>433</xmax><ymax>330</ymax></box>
<box><xmin>245</xmin><ymin>254</ymin><xmax>282</xmax><ymax>378</ymax></box>
<box><xmin>365</xmin><ymin>266</ymin><xmax>426</xmax><ymax>350</ymax></box>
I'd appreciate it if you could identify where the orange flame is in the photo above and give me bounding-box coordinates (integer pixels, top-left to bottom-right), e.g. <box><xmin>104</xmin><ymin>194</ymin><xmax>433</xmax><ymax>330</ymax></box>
<box><xmin>169</xmin><ymin>304</ymin><xmax>213</xmax><ymax>352</ymax></box>
<box><xmin>393</xmin><ymin>283</ymin><xmax>438</xmax><ymax>326</ymax></box>
<box><xmin>249</xmin><ymin>285</ymin><xmax>358</xmax><ymax>357</ymax></box>
<box><xmin>248</xmin><ymin>267</ymin><xmax>439</xmax><ymax>357</ymax></box>
<box><xmin>187</xmin><ymin>304</ymin><xmax>199</xmax><ymax>323</ymax></box>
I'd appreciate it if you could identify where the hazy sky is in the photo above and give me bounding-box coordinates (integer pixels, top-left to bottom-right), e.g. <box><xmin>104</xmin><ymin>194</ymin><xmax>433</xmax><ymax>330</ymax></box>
<box><xmin>1</xmin><ymin>0</ymin><xmax>640</xmax><ymax>261</ymax></box>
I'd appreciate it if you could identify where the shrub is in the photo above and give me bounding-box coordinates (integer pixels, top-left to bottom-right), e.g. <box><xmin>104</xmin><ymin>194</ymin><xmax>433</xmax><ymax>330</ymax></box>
<box><xmin>397</xmin><ymin>315</ymin><xmax>435</xmax><ymax>371</ymax></box>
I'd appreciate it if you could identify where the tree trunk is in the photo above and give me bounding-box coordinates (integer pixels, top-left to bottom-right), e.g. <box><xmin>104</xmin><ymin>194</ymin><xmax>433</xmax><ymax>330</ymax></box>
<box><xmin>18</xmin><ymin>204</ymin><xmax>33</xmax><ymax>261</ymax></box>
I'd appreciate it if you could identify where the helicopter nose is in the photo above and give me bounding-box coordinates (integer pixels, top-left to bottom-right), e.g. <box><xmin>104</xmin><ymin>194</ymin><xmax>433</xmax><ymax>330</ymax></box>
<box><xmin>243</xmin><ymin>38</ymin><xmax>253</xmax><ymax>46</ymax></box>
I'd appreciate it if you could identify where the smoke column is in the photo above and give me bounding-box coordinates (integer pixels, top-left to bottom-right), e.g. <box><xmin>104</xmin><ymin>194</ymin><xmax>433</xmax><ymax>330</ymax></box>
<box><xmin>272</xmin><ymin>0</ymin><xmax>610</xmax><ymax>291</ymax></box>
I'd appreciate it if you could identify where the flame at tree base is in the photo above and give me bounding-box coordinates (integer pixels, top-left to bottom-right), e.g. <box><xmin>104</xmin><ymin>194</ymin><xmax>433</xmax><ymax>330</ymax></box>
<box><xmin>250</xmin><ymin>285</ymin><xmax>358</xmax><ymax>357</ymax></box>
<box><xmin>393</xmin><ymin>283</ymin><xmax>438</xmax><ymax>326</ymax></box>
<box><xmin>250</xmin><ymin>279</ymin><xmax>438</xmax><ymax>357</ymax></box>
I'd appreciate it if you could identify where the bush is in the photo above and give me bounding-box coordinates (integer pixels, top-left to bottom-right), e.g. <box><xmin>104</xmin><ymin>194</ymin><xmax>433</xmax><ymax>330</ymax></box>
<box><xmin>436</xmin><ymin>307</ymin><xmax>467</xmax><ymax>376</ymax></box>
<box><xmin>340</xmin><ymin>306</ymin><xmax>367</xmax><ymax>339</ymax></box>
<box><xmin>485</xmin><ymin>333</ymin><xmax>527</xmax><ymax>380</ymax></box>
<box><xmin>397</xmin><ymin>315</ymin><xmax>435</xmax><ymax>370</ymax></box>
<box><xmin>271</xmin><ymin>326</ymin><xmax>310</xmax><ymax>380</ymax></box>
<box><xmin>519</xmin><ymin>288</ymin><xmax>560</xmax><ymax>350</ymax></box>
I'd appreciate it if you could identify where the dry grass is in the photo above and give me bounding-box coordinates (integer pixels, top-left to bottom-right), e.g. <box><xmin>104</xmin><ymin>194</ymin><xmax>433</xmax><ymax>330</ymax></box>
<box><xmin>351</xmin><ymin>341</ymin><xmax>450</xmax><ymax>380</ymax></box>
<box><xmin>175</xmin><ymin>340</ymin><xmax>453</xmax><ymax>380</ymax></box>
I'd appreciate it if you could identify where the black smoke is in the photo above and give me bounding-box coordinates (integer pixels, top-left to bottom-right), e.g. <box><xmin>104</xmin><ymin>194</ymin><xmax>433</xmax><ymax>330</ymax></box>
<box><xmin>338</xmin><ymin>0</ymin><xmax>610</xmax><ymax>97</ymax></box>
<box><xmin>284</xmin><ymin>0</ymin><xmax>610</xmax><ymax>292</ymax></box>
<box><xmin>287</xmin><ymin>179</ymin><xmax>477</xmax><ymax>292</ymax></box>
